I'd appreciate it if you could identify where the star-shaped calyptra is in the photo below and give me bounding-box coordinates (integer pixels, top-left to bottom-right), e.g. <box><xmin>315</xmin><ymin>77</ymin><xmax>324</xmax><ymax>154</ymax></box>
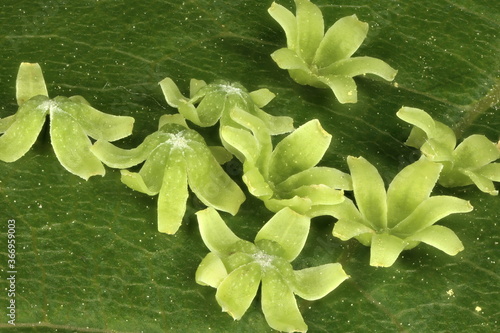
<box><xmin>222</xmin><ymin>107</ymin><xmax>351</xmax><ymax>217</ymax></box>
<box><xmin>0</xmin><ymin>62</ymin><xmax>134</xmax><ymax>179</ymax></box>
<box><xmin>331</xmin><ymin>156</ymin><xmax>473</xmax><ymax>267</ymax></box>
<box><xmin>268</xmin><ymin>0</ymin><xmax>397</xmax><ymax>103</ymax></box>
<box><xmin>159</xmin><ymin>77</ymin><xmax>294</xmax><ymax>161</ymax></box>
<box><xmin>91</xmin><ymin>114</ymin><xmax>245</xmax><ymax>234</ymax></box>
<box><xmin>196</xmin><ymin>207</ymin><xmax>348</xmax><ymax>332</ymax></box>
<box><xmin>398</xmin><ymin>106</ymin><xmax>500</xmax><ymax>195</ymax></box>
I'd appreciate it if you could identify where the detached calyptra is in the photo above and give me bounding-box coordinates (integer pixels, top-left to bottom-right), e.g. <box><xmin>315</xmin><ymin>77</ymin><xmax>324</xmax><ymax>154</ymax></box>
<box><xmin>397</xmin><ymin>106</ymin><xmax>500</xmax><ymax>195</ymax></box>
<box><xmin>91</xmin><ymin>115</ymin><xmax>245</xmax><ymax>234</ymax></box>
<box><xmin>268</xmin><ymin>0</ymin><xmax>397</xmax><ymax>103</ymax></box>
<box><xmin>196</xmin><ymin>207</ymin><xmax>348</xmax><ymax>332</ymax></box>
<box><xmin>0</xmin><ymin>63</ymin><xmax>134</xmax><ymax>180</ymax></box>
<box><xmin>331</xmin><ymin>156</ymin><xmax>473</xmax><ymax>267</ymax></box>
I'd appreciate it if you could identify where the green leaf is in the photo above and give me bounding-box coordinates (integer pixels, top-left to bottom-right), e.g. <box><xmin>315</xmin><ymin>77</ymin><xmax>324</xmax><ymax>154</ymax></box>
<box><xmin>0</xmin><ymin>0</ymin><xmax>498</xmax><ymax>331</ymax></box>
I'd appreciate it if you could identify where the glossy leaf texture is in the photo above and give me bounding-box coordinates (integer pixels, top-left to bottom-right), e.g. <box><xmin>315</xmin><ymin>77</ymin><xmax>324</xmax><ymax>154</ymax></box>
<box><xmin>0</xmin><ymin>0</ymin><xmax>498</xmax><ymax>332</ymax></box>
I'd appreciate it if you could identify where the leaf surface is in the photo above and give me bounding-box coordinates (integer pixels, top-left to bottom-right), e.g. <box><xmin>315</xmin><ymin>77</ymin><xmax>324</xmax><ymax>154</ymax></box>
<box><xmin>0</xmin><ymin>0</ymin><xmax>498</xmax><ymax>332</ymax></box>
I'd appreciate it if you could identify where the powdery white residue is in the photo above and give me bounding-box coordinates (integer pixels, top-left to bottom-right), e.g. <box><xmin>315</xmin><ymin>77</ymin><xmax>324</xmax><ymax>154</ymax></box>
<box><xmin>252</xmin><ymin>250</ymin><xmax>274</xmax><ymax>269</ymax></box>
<box><xmin>167</xmin><ymin>132</ymin><xmax>190</xmax><ymax>150</ymax></box>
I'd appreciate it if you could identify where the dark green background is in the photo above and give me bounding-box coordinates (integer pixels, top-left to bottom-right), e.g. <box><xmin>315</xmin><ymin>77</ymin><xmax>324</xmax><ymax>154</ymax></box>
<box><xmin>0</xmin><ymin>0</ymin><xmax>498</xmax><ymax>332</ymax></box>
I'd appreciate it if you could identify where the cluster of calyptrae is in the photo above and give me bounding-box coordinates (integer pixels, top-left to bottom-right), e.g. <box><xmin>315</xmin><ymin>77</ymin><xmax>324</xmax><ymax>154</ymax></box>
<box><xmin>0</xmin><ymin>0</ymin><xmax>498</xmax><ymax>332</ymax></box>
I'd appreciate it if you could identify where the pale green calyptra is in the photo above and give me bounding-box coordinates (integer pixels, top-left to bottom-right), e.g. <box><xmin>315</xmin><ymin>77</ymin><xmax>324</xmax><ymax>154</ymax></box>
<box><xmin>398</xmin><ymin>106</ymin><xmax>500</xmax><ymax>195</ymax></box>
<box><xmin>196</xmin><ymin>207</ymin><xmax>348</xmax><ymax>333</ymax></box>
<box><xmin>222</xmin><ymin>107</ymin><xmax>352</xmax><ymax>217</ymax></box>
<box><xmin>331</xmin><ymin>156</ymin><xmax>473</xmax><ymax>267</ymax></box>
<box><xmin>91</xmin><ymin>114</ymin><xmax>245</xmax><ymax>234</ymax></box>
<box><xmin>159</xmin><ymin>77</ymin><xmax>294</xmax><ymax>160</ymax></box>
<box><xmin>268</xmin><ymin>0</ymin><xmax>397</xmax><ymax>103</ymax></box>
<box><xmin>0</xmin><ymin>63</ymin><xmax>135</xmax><ymax>180</ymax></box>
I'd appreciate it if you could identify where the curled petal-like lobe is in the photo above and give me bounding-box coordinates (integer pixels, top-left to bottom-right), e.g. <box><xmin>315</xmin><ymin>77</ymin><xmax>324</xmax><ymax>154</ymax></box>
<box><xmin>185</xmin><ymin>141</ymin><xmax>245</xmax><ymax>215</ymax></box>
<box><xmin>397</xmin><ymin>107</ymin><xmax>456</xmax><ymax>152</ymax></box>
<box><xmin>159</xmin><ymin>77</ymin><xmax>188</xmax><ymax>108</ymax></box>
<box><xmin>197</xmin><ymin>208</ymin><xmax>242</xmax><ymax>255</ymax></box>
<box><xmin>91</xmin><ymin>134</ymin><xmax>160</xmax><ymax>169</ymax></box>
<box><xmin>215</xmin><ymin>263</ymin><xmax>261</xmax><ymax>320</ymax></box>
<box><xmin>120</xmin><ymin>170</ymin><xmax>158</xmax><ymax>196</ymax></box>
<box><xmin>255</xmin><ymin>207</ymin><xmax>310</xmax><ymax>262</ymax></box>
<box><xmin>397</xmin><ymin>106</ymin><xmax>436</xmax><ymax>142</ymax></box>
<box><xmin>157</xmin><ymin>155</ymin><xmax>189</xmax><ymax>234</ymax></box>
<box><xmin>313</xmin><ymin>15</ymin><xmax>368</xmax><ymax>67</ymax></box>
<box><xmin>292</xmin><ymin>263</ymin><xmax>348</xmax><ymax>300</ymax></box>
<box><xmin>320</xmin><ymin>56</ymin><xmax>397</xmax><ymax>81</ymax></box>
<box><xmin>249</xmin><ymin>88</ymin><xmax>275</xmax><ymax>108</ymax></box>
<box><xmin>196</xmin><ymin>252</ymin><xmax>228</xmax><ymax>288</ymax></box>
<box><xmin>392</xmin><ymin>196</ymin><xmax>473</xmax><ymax>236</ymax></box>
<box><xmin>0</xmin><ymin>96</ymin><xmax>48</xmax><ymax>162</ymax></box>
<box><xmin>221</xmin><ymin>126</ymin><xmax>260</xmax><ymax>164</ymax></box>
<box><xmin>268</xmin><ymin>2</ymin><xmax>297</xmax><ymax>49</ymax></box>
<box><xmin>138</xmin><ymin>143</ymin><xmax>171</xmax><ymax>193</ymax></box>
<box><xmin>271</xmin><ymin>48</ymin><xmax>310</xmax><ymax>72</ymax></box>
<box><xmin>0</xmin><ymin>115</ymin><xmax>16</xmax><ymax>133</ymax></box>
<box><xmin>461</xmin><ymin>169</ymin><xmax>498</xmax><ymax>196</ymax></box>
<box><xmin>317</xmin><ymin>75</ymin><xmax>358</xmax><ymax>104</ymax></box>
<box><xmin>269</xmin><ymin>119</ymin><xmax>331</xmax><ymax>184</ymax></box>
<box><xmin>347</xmin><ymin>156</ymin><xmax>388</xmax><ymax>230</ymax></box>
<box><xmin>190</xmin><ymin>89</ymin><xmax>227</xmax><ymax>127</ymax></box>
<box><xmin>328</xmin><ymin>197</ymin><xmax>367</xmax><ymax>227</ymax></box>
<box><xmin>477</xmin><ymin>163</ymin><xmax>500</xmax><ymax>181</ymax></box>
<box><xmin>264</xmin><ymin>196</ymin><xmax>312</xmax><ymax>215</ymax></box>
<box><xmin>208</xmin><ymin>146</ymin><xmax>233</xmax><ymax>165</ymax></box>
<box><xmin>295</xmin><ymin>0</ymin><xmax>324</xmax><ymax>64</ymax></box>
<box><xmin>57</xmin><ymin>97</ymin><xmax>134</xmax><ymax>141</ymax></box>
<box><xmin>242</xmin><ymin>166</ymin><xmax>274</xmax><ymax>199</ymax></box>
<box><xmin>275</xmin><ymin>166</ymin><xmax>352</xmax><ymax>192</ymax></box>
<box><xmin>453</xmin><ymin>134</ymin><xmax>500</xmax><ymax>169</ymax></box>
<box><xmin>227</xmin><ymin>107</ymin><xmax>273</xmax><ymax>167</ymax></box>
<box><xmin>189</xmin><ymin>78</ymin><xmax>207</xmax><ymax>97</ymax></box>
<box><xmin>261</xmin><ymin>269</ymin><xmax>307</xmax><ymax>332</ymax></box>
<box><xmin>158</xmin><ymin>113</ymin><xmax>189</xmax><ymax>129</ymax></box>
<box><xmin>406</xmin><ymin>225</ymin><xmax>464</xmax><ymax>256</ymax></box>
<box><xmin>253</xmin><ymin>107</ymin><xmax>294</xmax><ymax>135</ymax></box>
<box><xmin>230</xmin><ymin>106</ymin><xmax>272</xmax><ymax>145</ymax></box>
<box><xmin>289</xmin><ymin>184</ymin><xmax>344</xmax><ymax>206</ymax></box>
<box><xmin>386</xmin><ymin>159</ymin><xmax>442</xmax><ymax>228</ymax></box>
<box><xmin>50</xmin><ymin>108</ymin><xmax>105</xmax><ymax>180</ymax></box>
<box><xmin>370</xmin><ymin>233</ymin><xmax>408</xmax><ymax>267</ymax></box>
<box><xmin>332</xmin><ymin>218</ymin><xmax>374</xmax><ymax>242</ymax></box>
<box><xmin>16</xmin><ymin>62</ymin><xmax>48</xmax><ymax>106</ymax></box>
